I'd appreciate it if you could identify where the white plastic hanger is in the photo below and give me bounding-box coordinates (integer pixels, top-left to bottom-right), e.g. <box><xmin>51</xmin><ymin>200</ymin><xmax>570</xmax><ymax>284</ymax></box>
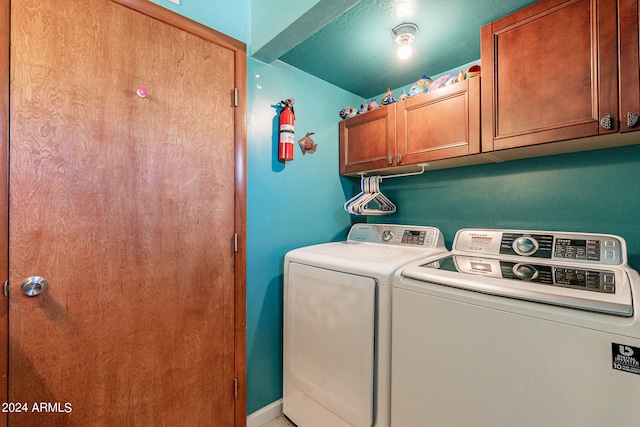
<box><xmin>344</xmin><ymin>163</ymin><xmax>429</xmax><ymax>216</ymax></box>
<box><xmin>345</xmin><ymin>176</ymin><xmax>396</xmax><ymax>215</ymax></box>
<box><xmin>361</xmin><ymin>176</ymin><xmax>396</xmax><ymax>215</ymax></box>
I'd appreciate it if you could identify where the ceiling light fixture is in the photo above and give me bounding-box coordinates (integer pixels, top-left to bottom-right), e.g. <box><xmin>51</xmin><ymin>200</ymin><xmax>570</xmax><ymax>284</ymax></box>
<box><xmin>392</xmin><ymin>23</ymin><xmax>418</xmax><ymax>60</ymax></box>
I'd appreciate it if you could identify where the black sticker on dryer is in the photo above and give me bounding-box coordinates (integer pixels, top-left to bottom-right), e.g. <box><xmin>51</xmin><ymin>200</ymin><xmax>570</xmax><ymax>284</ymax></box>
<box><xmin>612</xmin><ymin>343</ymin><xmax>640</xmax><ymax>375</ymax></box>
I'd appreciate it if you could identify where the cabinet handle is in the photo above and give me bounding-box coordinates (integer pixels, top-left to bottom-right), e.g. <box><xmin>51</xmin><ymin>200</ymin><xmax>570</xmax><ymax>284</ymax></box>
<box><xmin>600</xmin><ymin>114</ymin><xmax>613</xmax><ymax>130</ymax></box>
<box><xmin>396</xmin><ymin>153</ymin><xmax>403</xmax><ymax>164</ymax></box>
<box><xmin>387</xmin><ymin>155</ymin><xmax>393</xmax><ymax>165</ymax></box>
<box><xmin>627</xmin><ymin>112</ymin><xmax>639</xmax><ymax>128</ymax></box>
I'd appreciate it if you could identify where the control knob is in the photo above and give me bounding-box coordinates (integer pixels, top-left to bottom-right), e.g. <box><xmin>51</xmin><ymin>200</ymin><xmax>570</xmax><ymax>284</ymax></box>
<box><xmin>513</xmin><ymin>264</ymin><xmax>539</xmax><ymax>281</ymax></box>
<box><xmin>382</xmin><ymin>230</ymin><xmax>393</xmax><ymax>242</ymax></box>
<box><xmin>512</xmin><ymin>236</ymin><xmax>539</xmax><ymax>256</ymax></box>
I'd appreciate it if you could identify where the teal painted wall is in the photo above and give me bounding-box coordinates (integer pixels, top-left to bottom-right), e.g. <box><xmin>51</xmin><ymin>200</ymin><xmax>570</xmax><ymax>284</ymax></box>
<box><xmin>367</xmin><ymin>145</ymin><xmax>640</xmax><ymax>269</ymax></box>
<box><xmin>246</xmin><ymin>58</ymin><xmax>360</xmax><ymax>413</ymax></box>
<box><xmin>150</xmin><ymin>0</ymin><xmax>249</xmax><ymax>43</ymax></box>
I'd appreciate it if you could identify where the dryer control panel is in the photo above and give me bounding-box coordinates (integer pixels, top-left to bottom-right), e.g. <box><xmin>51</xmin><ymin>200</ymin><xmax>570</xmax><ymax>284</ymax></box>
<box><xmin>454</xmin><ymin>229</ymin><xmax>625</xmax><ymax>265</ymax></box>
<box><xmin>347</xmin><ymin>223</ymin><xmax>444</xmax><ymax>248</ymax></box>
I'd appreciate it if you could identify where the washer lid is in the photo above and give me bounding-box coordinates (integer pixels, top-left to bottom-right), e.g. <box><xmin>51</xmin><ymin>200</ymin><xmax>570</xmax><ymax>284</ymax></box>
<box><xmin>400</xmin><ymin>254</ymin><xmax>634</xmax><ymax>317</ymax></box>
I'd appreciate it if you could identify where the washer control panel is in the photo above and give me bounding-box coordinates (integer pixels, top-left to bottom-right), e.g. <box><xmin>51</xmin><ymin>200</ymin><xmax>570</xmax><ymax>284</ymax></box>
<box><xmin>438</xmin><ymin>255</ymin><xmax>618</xmax><ymax>294</ymax></box>
<box><xmin>454</xmin><ymin>229</ymin><xmax>625</xmax><ymax>265</ymax></box>
<box><xmin>500</xmin><ymin>262</ymin><xmax>616</xmax><ymax>294</ymax></box>
<box><xmin>347</xmin><ymin>223</ymin><xmax>444</xmax><ymax>248</ymax></box>
<box><xmin>500</xmin><ymin>233</ymin><xmax>555</xmax><ymax>258</ymax></box>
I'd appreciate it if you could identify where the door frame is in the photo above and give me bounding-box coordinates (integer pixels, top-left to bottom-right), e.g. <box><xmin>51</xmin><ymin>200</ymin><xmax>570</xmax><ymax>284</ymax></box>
<box><xmin>0</xmin><ymin>0</ymin><xmax>247</xmax><ymax>424</ymax></box>
<box><xmin>0</xmin><ymin>0</ymin><xmax>8</xmax><ymax>425</ymax></box>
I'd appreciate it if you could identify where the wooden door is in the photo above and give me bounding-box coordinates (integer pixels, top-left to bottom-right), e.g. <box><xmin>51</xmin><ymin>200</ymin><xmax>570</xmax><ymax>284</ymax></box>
<box><xmin>618</xmin><ymin>0</ymin><xmax>640</xmax><ymax>133</ymax></box>
<box><xmin>397</xmin><ymin>78</ymin><xmax>480</xmax><ymax>165</ymax></box>
<box><xmin>339</xmin><ymin>104</ymin><xmax>396</xmax><ymax>174</ymax></box>
<box><xmin>0</xmin><ymin>1</ymin><xmax>8</xmax><ymax>424</ymax></box>
<box><xmin>480</xmin><ymin>0</ymin><xmax>619</xmax><ymax>151</ymax></box>
<box><xmin>7</xmin><ymin>0</ymin><xmax>246</xmax><ymax>425</ymax></box>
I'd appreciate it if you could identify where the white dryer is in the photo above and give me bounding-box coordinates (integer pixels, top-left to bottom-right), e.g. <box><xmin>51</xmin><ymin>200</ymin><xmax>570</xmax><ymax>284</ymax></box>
<box><xmin>392</xmin><ymin>228</ymin><xmax>640</xmax><ymax>427</ymax></box>
<box><xmin>283</xmin><ymin>223</ymin><xmax>447</xmax><ymax>427</ymax></box>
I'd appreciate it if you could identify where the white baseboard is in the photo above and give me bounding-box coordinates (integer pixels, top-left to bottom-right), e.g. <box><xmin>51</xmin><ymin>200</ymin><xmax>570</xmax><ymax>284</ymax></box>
<box><xmin>246</xmin><ymin>399</ymin><xmax>283</xmax><ymax>427</ymax></box>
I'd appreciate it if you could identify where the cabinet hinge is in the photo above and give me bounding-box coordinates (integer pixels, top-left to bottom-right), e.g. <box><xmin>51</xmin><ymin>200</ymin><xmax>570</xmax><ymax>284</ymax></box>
<box><xmin>233</xmin><ymin>88</ymin><xmax>238</xmax><ymax>107</ymax></box>
<box><xmin>234</xmin><ymin>233</ymin><xmax>238</xmax><ymax>253</ymax></box>
<box><xmin>3</xmin><ymin>281</ymin><xmax>8</xmax><ymax>297</ymax></box>
<box><xmin>234</xmin><ymin>378</ymin><xmax>238</xmax><ymax>399</ymax></box>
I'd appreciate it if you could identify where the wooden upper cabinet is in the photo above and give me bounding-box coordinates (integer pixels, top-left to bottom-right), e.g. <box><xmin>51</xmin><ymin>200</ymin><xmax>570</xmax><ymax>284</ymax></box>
<box><xmin>481</xmin><ymin>0</ymin><xmax>619</xmax><ymax>151</ymax></box>
<box><xmin>339</xmin><ymin>78</ymin><xmax>481</xmax><ymax>175</ymax></box>
<box><xmin>397</xmin><ymin>77</ymin><xmax>480</xmax><ymax>164</ymax></box>
<box><xmin>618</xmin><ymin>0</ymin><xmax>640</xmax><ymax>133</ymax></box>
<box><xmin>339</xmin><ymin>104</ymin><xmax>396</xmax><ymax>174</ymax></box>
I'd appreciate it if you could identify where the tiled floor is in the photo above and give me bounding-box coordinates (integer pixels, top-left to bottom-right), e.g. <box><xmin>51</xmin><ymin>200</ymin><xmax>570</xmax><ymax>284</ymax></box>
<box><xmin>261</xmin><ymin>414</ymin><xmax>296</xmax><ymax>427</ymax></box>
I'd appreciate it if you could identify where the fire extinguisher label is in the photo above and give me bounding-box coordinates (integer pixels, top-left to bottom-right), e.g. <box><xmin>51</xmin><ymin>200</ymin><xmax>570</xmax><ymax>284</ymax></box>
<box><xmin>279</xmin><ymin>134</ymin><xmax>294</xmax><ymax>144</ymax></box>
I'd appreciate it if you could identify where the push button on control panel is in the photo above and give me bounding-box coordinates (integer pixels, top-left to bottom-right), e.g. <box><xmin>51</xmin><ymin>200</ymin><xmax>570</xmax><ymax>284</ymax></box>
<box><xmin>554</xmin><ymin>268</ymin><xmax>615</xmax><ymax>293</ymax></box>
<box><xmin>555</xmin><ymin>239</ymin><xmax>603</xmax><ymax>261</ymax></box>
<box><xmin>552</xmin><ymin>237</ymin><xmax>623</xmax><ymax>264</ymax></box>
<box><xmin>401</xmin><ymin>230</ymin><xmax>428</xmax><ymax>245</ymax></box>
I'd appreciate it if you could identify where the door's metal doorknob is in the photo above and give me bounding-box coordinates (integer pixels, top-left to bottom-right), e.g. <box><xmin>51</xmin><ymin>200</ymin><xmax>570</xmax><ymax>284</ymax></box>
<box><xmin>21</xmin><ymin>276</ymin><xmax>48</xmax><ymax>297</ymax></box>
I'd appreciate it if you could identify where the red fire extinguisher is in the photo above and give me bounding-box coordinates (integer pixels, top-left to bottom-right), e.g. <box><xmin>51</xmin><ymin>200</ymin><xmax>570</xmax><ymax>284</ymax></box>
<box><xmin>278</xmin><ymin>98</ymin><xmax>295</xmax><ymax>162</ymax></box>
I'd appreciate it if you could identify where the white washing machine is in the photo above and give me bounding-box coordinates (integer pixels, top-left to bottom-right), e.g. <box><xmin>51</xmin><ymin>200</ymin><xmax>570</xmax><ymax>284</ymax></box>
<box><xmin>283</xmin><ymin>223</ymin><xmax>447</xmax><ymax>427</ymax></box>
<box><xmin>392</xmin><ymin>228</ymin><xmax>640</xmax><ymax>427</ymax></box>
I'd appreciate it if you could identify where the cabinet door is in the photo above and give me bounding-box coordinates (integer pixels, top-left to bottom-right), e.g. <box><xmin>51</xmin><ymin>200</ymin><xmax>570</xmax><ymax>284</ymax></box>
<box><xmin>339</xmin><ymin>104</ymin><xmax>396</xmax><ymax>174</ymax></box>
<box><xmin>481</xmin><ymin>0</ymin><xmax>618</xmax><ymax>151</ymax></box>
<box><xmin>397</xmin><ymin>78</ymin><xmax>480</xmax><ymax>164</ymax></box>
<box><xmin>619</xmin><ymin>0</ymin><xmax>640</xmax><ymax>133</ymax></box>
